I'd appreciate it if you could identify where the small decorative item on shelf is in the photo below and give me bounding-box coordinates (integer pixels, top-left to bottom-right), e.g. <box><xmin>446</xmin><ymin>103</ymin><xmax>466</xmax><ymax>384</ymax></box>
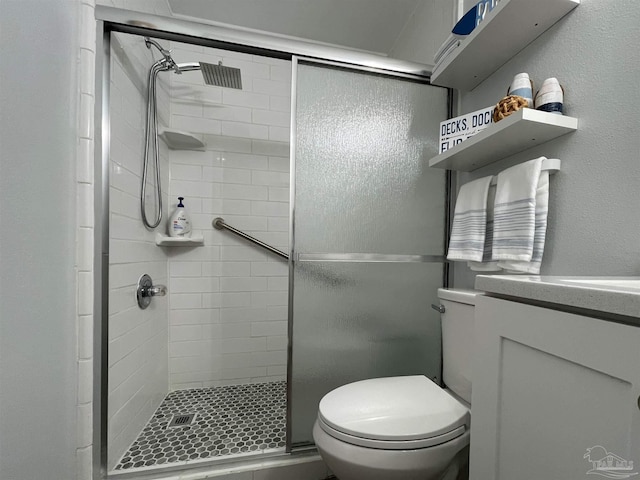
<box><xmin>439</xmin><ymin>105</ymin><xmax>494</xmax><ymax>153</ymax></box>
<box><xmin>493</xmin><ymin>95</ymin><xmax>529</xmax><ymax>122</ymax></box>
<box><xmin>508</xmin><ymin>73</ymin><xmax>534</xmax><ymax>107</ymax></box>
<box><xmin>492</xmin><ymin>72</ymin><xmax>535</xmax><ymax>123</ymax></box>
<box><xmin>535</xmin><ymin>77</ymin><xmax>564</xmax><ymax>114</ymax></box>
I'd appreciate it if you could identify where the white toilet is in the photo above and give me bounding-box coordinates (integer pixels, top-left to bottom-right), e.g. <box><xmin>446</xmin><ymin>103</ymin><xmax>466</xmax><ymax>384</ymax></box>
<box><xmin>312</xmin><ymin>288</ymin><xmax>479</xmax><ymax>480</ymax></box>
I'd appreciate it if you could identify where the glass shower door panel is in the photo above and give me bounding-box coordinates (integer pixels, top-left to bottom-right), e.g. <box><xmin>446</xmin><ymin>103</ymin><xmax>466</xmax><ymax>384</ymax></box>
<box><xmin>291</xmin><ymin>62</ymin><xmax>449</xmax><ymax>446</ymax></box>
<box><xmin>294</xmin><ymin>63</ymin><xmax>448</xmax><ymax>255</ymax></box>
<box><xmin>291</xmin><ymin>262</ymin><xmax>445</xmax><ymax>445</ymax></box>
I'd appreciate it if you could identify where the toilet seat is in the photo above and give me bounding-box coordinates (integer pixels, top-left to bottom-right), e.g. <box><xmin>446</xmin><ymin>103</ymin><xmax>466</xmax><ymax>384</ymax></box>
<box><xmin>318</xmin><ymin>375</ymin><xmax>469</xmax><ymax>450</ymax></box>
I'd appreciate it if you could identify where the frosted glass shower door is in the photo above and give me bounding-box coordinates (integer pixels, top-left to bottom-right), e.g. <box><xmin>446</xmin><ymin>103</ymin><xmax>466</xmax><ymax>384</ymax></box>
<box><xmin>290</xmin><ymin>60</ymin><xmax>449</xmax><ymax>446</ymax></box>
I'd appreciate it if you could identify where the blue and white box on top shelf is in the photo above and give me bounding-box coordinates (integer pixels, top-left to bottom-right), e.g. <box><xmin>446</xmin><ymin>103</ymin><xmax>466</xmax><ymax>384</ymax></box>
<box><xmin>439</xmin><ymin>106</ymin><xmax>494</xmax><ymax>153</ymax></box>
<box><xmin>453</xmin><ymin>0</ymin><xmax>501</xmax><ymax>36</ymax></box>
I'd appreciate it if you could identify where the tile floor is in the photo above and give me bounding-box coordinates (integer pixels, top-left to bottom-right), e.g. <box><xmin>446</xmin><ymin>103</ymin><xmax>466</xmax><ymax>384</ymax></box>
<box><xmin>114</xmin><ymin>381</ymin><xmax>286</xmax><ymax>472</ymax></box>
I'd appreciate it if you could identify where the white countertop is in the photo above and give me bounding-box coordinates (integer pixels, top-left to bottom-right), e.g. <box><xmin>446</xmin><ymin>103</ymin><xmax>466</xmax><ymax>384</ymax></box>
<box><xmin>474</xmin><ymin>275</ymin><xmax>640</xmax><ymax>319</ymax></box>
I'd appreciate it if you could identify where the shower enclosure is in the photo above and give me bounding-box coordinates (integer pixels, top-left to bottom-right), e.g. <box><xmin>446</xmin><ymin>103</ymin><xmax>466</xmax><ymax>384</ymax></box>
<box><xmin>95</xmin><ymin>6</ymin><xmax>449</xmax><ymax>478</ymax></box>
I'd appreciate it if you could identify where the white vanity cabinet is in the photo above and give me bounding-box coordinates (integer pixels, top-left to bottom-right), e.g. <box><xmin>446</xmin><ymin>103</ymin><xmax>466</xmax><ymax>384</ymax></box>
<box><xmin>469</xmin><ymin>295</ymin><xmax>640</xmax><ymax>480</ymax></box>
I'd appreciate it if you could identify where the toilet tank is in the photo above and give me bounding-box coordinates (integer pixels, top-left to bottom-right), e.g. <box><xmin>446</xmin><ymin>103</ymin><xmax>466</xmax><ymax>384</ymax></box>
<box><xmin>438</xmin><ymin>288</ymin><xmax>481</xmax><ymax>404</ymax></box>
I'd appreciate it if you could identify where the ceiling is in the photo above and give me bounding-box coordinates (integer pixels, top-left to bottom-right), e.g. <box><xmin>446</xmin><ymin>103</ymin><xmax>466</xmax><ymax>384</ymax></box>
<box><xmin>167</xmin><ymin>0</ymin><xmax>422</xmax><ymax>54</ymax></box>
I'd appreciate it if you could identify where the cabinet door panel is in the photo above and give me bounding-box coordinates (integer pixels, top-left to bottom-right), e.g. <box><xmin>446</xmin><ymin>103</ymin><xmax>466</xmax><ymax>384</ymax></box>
<box><xmin>470</xmin><ymin>297</ymin><xmax>640</xmax><ymax>480</ymax></box>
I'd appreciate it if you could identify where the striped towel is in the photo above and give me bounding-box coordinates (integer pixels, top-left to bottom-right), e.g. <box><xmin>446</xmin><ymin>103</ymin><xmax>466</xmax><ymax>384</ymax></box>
<box><xmin>447</xmin><ymin>176</ymin><xmax>494</xmax><ymax>262</ymax></box>
<box><xmin>468</xmin><ymin>185</ymin><xmax>502</xmax><ymax>271</ymax></box>
<box><xmin>497</xmin><ymin>170</ymin><xmax>549</xmax><ymax>274</ymax></box>
<box><xmin>492</xmin><ymin>157</ymin><xmax>545</xmax><ymax>263</ymax></box>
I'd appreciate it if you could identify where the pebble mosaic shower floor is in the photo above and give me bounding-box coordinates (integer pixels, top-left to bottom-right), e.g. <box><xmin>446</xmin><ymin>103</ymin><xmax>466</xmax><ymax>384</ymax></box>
<box><xmin>114</xmin><ymin>381</ymin><xmax>287</xmax><ymax>472</ymax></box>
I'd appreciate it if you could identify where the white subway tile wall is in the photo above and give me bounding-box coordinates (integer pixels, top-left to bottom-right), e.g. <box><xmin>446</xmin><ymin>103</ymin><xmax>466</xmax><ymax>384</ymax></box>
<box><xmin>78</xmin><ymin>1</ymin><xmax>174</xmax><ymax>478</ymax></box>
<box><xmin>167</xmin><ymin>42</ymin><xmax>291</xmax><ymax>390</ymax></box>
<box><xmin>77</xmin><ymin>2</ymin><xmax>97</xmax><ymax>478</ymax></box>
<box><xmin>106</xmin><ymin>31</ymin><xmax>171</xmax><ymax>470</ymax></box>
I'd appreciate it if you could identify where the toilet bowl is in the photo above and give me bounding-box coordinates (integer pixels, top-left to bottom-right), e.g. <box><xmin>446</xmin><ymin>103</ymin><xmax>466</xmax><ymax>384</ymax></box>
<box><xmin>314</xmin><ymin>376</ymin><xmax>470</xmax><ymax>480</ymax></box>
<box><xmin>313</xmin><ymin>289</ymin><xmax>479</xmax><ymax>480</ymax></box>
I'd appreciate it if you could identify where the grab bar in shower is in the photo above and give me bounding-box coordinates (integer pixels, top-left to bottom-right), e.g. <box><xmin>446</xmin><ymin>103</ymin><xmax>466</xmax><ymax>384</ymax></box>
<box><xmin>212</xmin><ymin>217</ymin><xmax>289</xmax><ymax>260</ymax></box>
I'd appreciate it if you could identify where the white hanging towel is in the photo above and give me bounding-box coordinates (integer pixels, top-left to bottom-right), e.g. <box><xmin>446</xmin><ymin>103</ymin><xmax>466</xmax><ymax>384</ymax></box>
<box><xmin>447</xmin><ymin>175</ymin><xmax>494</xmax><ymax>262</ymax></box>
<box><xmin>492</xmin><ymin>156</ymin><xmax>546</xmax><ymax>266</ymax></box>
<box><xmin>468</xmin><ymin>185</ymin><xmax>502</xmax><ymax>271</ymax></box>
<box><xmin>497</xmin><ymin>170</ymin><xmax>549</xmax><ymax>274</ymax></box>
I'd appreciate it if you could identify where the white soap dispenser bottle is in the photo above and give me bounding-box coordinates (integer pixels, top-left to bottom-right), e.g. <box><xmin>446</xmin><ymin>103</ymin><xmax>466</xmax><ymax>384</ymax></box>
<box><xmin>168</xmin><ymin>197</ymin><xmax>192</xmax><ymax>237</ymax></box>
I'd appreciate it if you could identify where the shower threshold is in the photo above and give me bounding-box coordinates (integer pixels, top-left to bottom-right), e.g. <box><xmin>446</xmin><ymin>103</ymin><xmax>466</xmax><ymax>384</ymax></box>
<box><xmin>112</xmin><ymin>380</ymin><xmax>286</xmax><ymax>474</ymax></box>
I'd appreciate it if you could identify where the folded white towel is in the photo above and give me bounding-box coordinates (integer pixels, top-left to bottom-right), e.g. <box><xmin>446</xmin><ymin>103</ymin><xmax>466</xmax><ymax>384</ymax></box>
<box><xmin>447</xmin><ymin>175</ymin><xmax>494</xmax><ymax>262</ymax></box>
<box><xmin>434</xmin><ymin>34</ymin><xmax>461</xmax><ymax>65</ymax></box>
<box><xmin>468</xmin><ymin>185</ymin><xmax>502</xmax><ymax>271</ymax></box>
<box><xmin>492</xmin><ymin>157</ymin><xmax>545</xmax><ymax>262</ymax></box>
<box><xmin>434</xmin><ymin>41</ymin><xmax>461</xmax><ymax>70</ymax></box>
<box><xmin>497</xmin><ymin>170</ymin><xmax>549</xmax><ymax>274</ymax></box>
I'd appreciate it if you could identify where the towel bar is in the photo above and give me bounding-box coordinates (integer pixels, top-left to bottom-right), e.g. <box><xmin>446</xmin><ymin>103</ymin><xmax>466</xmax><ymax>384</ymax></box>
<box><xmin>489</xmin><ymin>158</ymin><xmax>560</xmax><ymax>186</ymax></box>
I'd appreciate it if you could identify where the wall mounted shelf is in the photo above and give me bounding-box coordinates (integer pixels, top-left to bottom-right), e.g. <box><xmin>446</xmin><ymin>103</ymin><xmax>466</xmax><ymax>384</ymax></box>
<box><xmin>431</xmin><ymin>0</ymin><xmax>580</xmax><ymax>91</ymax></box>
<box><xmin>429</xmin><ymin>109</ymin><xmax>577</xmax><ymax>171</ymax></box>
<box><xmin>155</xmin><ymin>233</ymin><xmax>204</xmax><ymax>246</ymax></box>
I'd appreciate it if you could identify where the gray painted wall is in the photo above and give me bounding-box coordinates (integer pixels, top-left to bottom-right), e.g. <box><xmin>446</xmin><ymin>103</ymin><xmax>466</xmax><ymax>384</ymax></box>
<box><xmin>0</xmin><ymin>1</ymin><xmax>79</xmax><ymax>479</ymax></box>
<box><xmin>393</xmin><ymin>0</ymin><xmax>640</xmax><ymax>289</ymax></box>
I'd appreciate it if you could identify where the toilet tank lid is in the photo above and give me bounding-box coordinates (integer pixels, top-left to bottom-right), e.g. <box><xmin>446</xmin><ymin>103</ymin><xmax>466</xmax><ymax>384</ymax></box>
<box><xmin>437</xmin><ymin>288</ymin><xmax>482</xmax><ymax>305</ymax></box>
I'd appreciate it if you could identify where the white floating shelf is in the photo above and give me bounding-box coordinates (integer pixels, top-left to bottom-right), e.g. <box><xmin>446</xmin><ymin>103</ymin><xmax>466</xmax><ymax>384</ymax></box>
<box><xmin>429</xmin><ymin>109</ymin><xmax>577</xmax><ymax>172</ymax></box>
<box><xmin>159</xmin><ymin>129</ymin><xmax>205</xmax><ymax>151</ymax></box>
<box><xmin>431</xmin><ymin>0</ymin><xmax>580</xmax><ymax>91</ymax></box>
<box><xmin>155</xmin><ymin>233</ymin><xmax>204</xmax><ymax>246</ymax></box>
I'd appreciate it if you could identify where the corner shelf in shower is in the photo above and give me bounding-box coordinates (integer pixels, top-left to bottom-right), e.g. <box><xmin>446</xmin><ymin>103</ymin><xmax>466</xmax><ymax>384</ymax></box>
<box><xmin>155</xmin><ymin>233</ymin><xmax>204</xmax><ymax>246</ymax></box>
<box><xmin>159</xmin><ymin>129</ymin><xmax>205</xmax><ymax>151</ymax></box>
<box><xmin>429</xmin><ymin>108</ymin><xmax>577</xmax><ymax>171</ymax></box>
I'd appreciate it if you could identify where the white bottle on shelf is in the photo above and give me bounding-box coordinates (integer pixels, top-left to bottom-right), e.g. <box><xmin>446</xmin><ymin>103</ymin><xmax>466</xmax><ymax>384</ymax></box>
<box><xmin>167</xmin><ymin>197</ymin><xmax>192</xmax><ymax>237</ymax></box>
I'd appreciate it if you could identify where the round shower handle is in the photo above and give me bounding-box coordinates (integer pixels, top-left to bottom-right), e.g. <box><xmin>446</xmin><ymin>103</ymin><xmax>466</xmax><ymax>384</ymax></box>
<box><xmin>137</xmin><ymin>274</ymin><xmax>167</xmax><ymax>309</ymax></box>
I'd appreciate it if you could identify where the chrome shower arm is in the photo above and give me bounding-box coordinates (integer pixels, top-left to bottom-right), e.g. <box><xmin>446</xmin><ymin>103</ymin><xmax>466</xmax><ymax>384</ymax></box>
<box><xmin>145</xmin><ymin>37</ymin><xmax>171</xmax><ymax>59</ymax></box>
<box><xmin>175</xmin><ymin>62</ymin><xmax>202</xmax><ymax>72</ymax></box>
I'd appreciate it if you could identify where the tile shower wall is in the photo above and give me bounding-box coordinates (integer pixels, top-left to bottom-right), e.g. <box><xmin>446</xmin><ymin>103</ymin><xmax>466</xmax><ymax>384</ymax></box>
<box><xmin>77</xmin><ymin>2</ymin><xmax>97</xmax><ymax>478</ymax></box>
<box><xmin>166</xmin><ymin>43</ymin><xmax>291</xmax><ymax>390</ymax></box>
<box><xmin>107</xmin><ymin>32</ymin><xmax>171</xmax><ymax>468</ymax></box>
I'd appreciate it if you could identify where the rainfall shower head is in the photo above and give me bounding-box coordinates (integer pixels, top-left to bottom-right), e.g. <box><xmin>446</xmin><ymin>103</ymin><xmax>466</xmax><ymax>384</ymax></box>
<box><xmin>173</xmin><ymin>61</ymin><xmax>242</xmax><ymax>89</ymax></box>
<box><xmin>199</xmin><ymin>61</ymin><xmax>243</xmax><ymax>90</ymax></box>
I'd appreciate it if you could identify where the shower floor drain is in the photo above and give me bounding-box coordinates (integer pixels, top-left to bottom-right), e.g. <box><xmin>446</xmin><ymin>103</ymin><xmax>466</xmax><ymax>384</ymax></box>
<box><xmin>167</xmin><ymin>413</ymin><xmax>195</xmax><ymax>428</ymax></box>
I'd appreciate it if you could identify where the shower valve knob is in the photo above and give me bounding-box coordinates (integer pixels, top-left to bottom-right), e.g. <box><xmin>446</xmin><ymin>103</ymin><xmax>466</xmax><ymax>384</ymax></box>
<box><xmin>137</xmin><ymin>274</ymin><xmax>167</xmax><ymax>309</ymax></box>
<box><xmin>144</xmin><ymin>285</ymin><xmax>167</xmax><ymax>297</ymax></box>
